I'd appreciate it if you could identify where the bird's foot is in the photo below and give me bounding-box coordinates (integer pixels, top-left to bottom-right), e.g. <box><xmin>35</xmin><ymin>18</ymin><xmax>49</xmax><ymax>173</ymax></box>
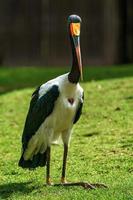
<box><xmin>80</xmin><ymin>182</ymin><xmax>108</xmax><ymax>190</ymax></box>
<box><xmin>46</xmin><ymin>178</ymin><xmax>54</xmax><ymax>186</ymax></box>
<box><xmin>61</xmin><ymin>177</ymin><xmax>68</xmax><ymax>184</ymax></box>
<box><xmin>53</xmin><ymin>181</ymin><xmax>107</xmax><ymax>190</ymax></box>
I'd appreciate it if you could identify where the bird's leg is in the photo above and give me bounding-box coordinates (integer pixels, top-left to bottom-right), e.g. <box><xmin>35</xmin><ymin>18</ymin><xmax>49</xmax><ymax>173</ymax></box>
<box><xmin>61</xmin><ymin>143</ymin><xmax>68</xmax><ymax>184</ymax></box>
<box><xmin>46</xmin><ymin>146</ymin><xmax>52</xmax><ymax>185</ymax></box>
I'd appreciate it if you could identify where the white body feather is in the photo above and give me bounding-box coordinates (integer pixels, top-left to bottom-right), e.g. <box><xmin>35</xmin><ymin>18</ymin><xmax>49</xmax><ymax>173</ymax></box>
<box><xmin>24</xmin><ymin>73</ymin><xmax>83</xmax><ymax>160</ymax></box>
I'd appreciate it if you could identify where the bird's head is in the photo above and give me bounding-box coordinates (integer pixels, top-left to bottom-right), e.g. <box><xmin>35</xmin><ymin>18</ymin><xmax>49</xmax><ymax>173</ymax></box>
<box><xmin>68</xmin><ymin>15</ymin><xmax>83</xmax><ymax>81</ymax></box>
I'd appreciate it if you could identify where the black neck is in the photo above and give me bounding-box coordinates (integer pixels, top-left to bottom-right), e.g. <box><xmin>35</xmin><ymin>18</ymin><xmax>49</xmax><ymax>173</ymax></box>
<box><xmin>68</xmin><ymin>35</ymin><xmax>80</xmax><ymax>84</ymax></box>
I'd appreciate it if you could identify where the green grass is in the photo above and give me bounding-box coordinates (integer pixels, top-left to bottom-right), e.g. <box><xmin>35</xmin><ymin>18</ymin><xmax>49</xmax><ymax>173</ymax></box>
<box><xmin>0</xmin><ymin>65</ymin><xmax>133</xmax><ymax>200</ymax></box>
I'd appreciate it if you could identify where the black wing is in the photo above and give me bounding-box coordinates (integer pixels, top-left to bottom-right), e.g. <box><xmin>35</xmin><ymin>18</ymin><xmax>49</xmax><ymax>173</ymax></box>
<box><xmin>73</xmin><ymin>92</ymin><xmax>84</xmax><ymax>124</ymax></box>
<box><xmin>21</xmin><ymin>85</ymin><xmax>59</xmax><ymax>151</ymax></box>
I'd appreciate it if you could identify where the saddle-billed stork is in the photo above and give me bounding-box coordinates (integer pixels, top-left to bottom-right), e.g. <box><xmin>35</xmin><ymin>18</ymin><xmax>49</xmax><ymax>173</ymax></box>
<box><xmin>19</xmin><ymin>14</ymin><xmax>84</xmax><ymax>185</ymax></box>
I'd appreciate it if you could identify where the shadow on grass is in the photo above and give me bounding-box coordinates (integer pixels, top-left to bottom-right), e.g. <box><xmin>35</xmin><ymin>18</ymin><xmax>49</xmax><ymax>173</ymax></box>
<box><xmin>125</xmin><ymin>96</ymin><xmax>133</xmax><ymax>100</ymax></box>
<box><xmin>0</xmin><ymin>181</ymin><xmax>36</xmax><ymax>199</ymax></box>
<box><xmin>0</xmin><ymin>65</ymin><xmax>133</xmax><ymax>95</ymax></box>
<box><xmin>83</xmin><ymin>131</ymin><xmax>100</xmax><ymax>137</ymax></box>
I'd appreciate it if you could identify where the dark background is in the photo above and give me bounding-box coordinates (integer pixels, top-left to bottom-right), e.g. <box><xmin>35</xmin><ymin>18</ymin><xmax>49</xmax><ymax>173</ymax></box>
<box><xmin>0</xmin><ymin>0</ymin><xmax>132</xmax><ymax>66</ymax></box>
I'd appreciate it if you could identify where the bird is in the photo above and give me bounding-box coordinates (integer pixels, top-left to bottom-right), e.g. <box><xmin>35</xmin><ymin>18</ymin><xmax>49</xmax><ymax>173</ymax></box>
<box><xmin>18</xmin><ymin>14</ymin><xmax>84</xmax><ymax>186</ymax></box>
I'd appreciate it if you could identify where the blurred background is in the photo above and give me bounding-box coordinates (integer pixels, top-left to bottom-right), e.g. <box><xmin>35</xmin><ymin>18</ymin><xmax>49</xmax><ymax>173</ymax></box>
<box><xmin>0</xmin><ymin>0</ymin><xmax>132</xmax><ymax>67</ymax></box>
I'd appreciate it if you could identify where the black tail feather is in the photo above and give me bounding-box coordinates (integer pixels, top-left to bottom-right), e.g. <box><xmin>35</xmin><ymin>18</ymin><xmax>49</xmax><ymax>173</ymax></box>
<box><xmin>18</xmin><ymin>151</ymin><xmax>47</xmax><ymax>169</ymax></box>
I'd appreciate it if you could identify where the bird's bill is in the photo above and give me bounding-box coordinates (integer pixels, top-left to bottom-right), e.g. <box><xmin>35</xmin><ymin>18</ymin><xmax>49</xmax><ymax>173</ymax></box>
<box><xmin>75</xmin><ymin>45</ymin><xmax>83</xmax><ymax>81</ymax></box>
<box><xmin>70</xmin><ymin>23</ymin><xmax>83</xmax><ymax>80</ymax></box>
<box><xmin>72</xmin><ymin>36</ymin><xmax>83</xmax><ymax>81</ymax></box>
<box><xmin>70</xmin><ymin>23</ymin><xmax>80</xmax><ymax>36</ymax></box>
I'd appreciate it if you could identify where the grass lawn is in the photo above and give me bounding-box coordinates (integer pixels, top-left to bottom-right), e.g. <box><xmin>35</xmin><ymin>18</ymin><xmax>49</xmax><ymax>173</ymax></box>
<box><xmin>0</xmin><ymin>65</ymin><xmax>133</xmax><ymax>200</ymax></box>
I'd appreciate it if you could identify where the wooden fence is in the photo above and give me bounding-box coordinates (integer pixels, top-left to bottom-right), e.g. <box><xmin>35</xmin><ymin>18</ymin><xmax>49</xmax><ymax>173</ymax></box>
<box><xmin>0</xmin><ymin>0</ymin><xmax>132</xmax><ymax>66</ymax></box>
